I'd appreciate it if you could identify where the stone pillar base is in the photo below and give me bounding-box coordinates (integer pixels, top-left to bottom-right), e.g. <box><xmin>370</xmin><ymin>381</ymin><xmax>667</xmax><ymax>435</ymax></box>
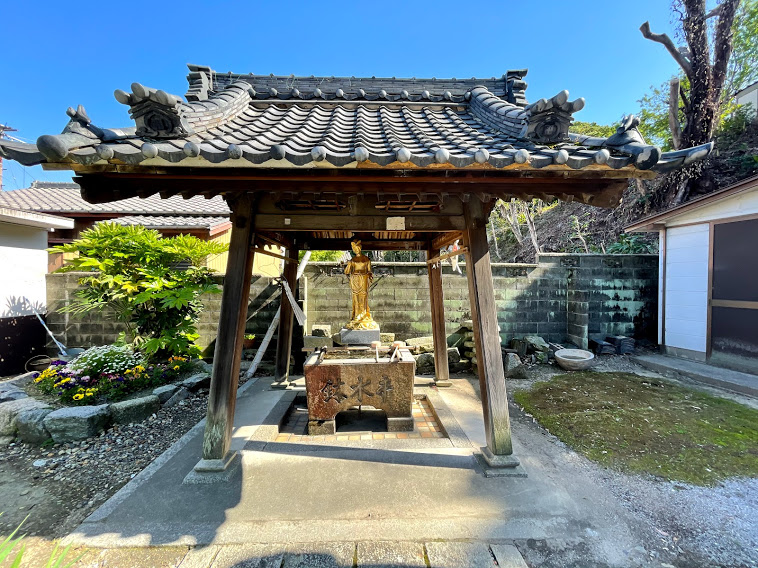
<box><xmin>308</xmin><ymin>419</ymin><xmax>336</xmax><ymax>435</ymax></box>
<box><xmin>183</xmin><ymin>451</ymin><xmax>241</xmax><ymax>484</ymax></box>
<box><xmin>480</xmin><ymin>446</ymin><xmax>520</xmax><ymax>467</ymax></box>
<box><xmin>475</xmin><ymin>447</ymin><xmax>527</xmax><ymax>478</ymax></box>
<box><xmin>271</xmin><ymin>380</ymin><xmax>289</xmax><ymax>390</ymax></box>
<box><xmin>434</xmin><ymin>379</ymin><xmax>453</xmax><ymax>388</ymax></box>
<box><xmin>387</xmin><ymin>416</ymin><xmax>414</xmax><ymax>432</ymax></box>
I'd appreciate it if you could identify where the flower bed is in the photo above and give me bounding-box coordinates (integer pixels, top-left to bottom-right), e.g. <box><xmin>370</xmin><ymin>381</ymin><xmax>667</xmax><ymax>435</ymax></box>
<box><xmin>33</xmin><ymin>345</ymin><xmax>195</xmax><ymax>406</ymax></box>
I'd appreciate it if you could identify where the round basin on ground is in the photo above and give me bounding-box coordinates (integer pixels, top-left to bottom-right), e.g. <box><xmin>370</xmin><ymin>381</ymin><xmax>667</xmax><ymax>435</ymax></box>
<box><xmin>554</xmin><ymin>348</ymin><xmax>595</xmax><ymax>371</ymax></box>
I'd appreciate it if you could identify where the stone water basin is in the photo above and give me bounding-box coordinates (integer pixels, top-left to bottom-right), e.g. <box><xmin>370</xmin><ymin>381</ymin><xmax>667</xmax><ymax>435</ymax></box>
<box><xmin>304</xmin><ymin>348</ymin><xmax>415</xmax><ymax>435</ymax></box>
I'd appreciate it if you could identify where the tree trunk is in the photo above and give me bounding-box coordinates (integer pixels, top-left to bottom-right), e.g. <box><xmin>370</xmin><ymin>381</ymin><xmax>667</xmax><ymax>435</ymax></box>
<box><xmin>522</xmin><ymin>202</ymin><xmax>541</xmax><ymax>254</ymax></box>
<box><xmin>498</xmin><ymin>200</ymin><xmax>524</xmax><ymax>244</ymax></box>
<box><xmin>487</xmin><ymin>221</ymin><xmax>500</xmax><ymax>259</ymax></box>
<box><xmin>669</xmin><ymin>78</ymin><xmax>683</xmax><ymax>150</ymax></box>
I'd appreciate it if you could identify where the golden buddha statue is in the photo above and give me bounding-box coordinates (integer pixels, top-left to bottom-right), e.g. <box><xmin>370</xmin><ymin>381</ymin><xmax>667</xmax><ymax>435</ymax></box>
<box><xmin>344</xmin><ymin>240</ymin><xmax>379</xmax><ymax>330</ymax></box>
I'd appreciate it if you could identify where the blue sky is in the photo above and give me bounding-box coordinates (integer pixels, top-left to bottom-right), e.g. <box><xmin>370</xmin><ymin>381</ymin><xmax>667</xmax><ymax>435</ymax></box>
<box><xmin>0</xmin><ymin>0</ymin><xmax>683</xmax><ymax>190</ymax></box>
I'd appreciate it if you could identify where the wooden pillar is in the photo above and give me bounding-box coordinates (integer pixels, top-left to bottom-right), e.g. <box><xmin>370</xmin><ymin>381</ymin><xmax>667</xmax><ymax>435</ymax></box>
<box><xmin>463</xmin><ymin>198</ymin><xmax>519</xmax><ymax>468</ymax></box>
<box><xmin>198</xmin><ymin>195</ymin><xmax>256</xmax><ymax>469</ymax></box>
<box><xmin>274</xmin><ymin>241</ymin><xmax>299</xmax><ymax>386</ymax></box>
<box><xmin>427</xmin><ymin>243</ymin><xmax>451</xmax><ymax>387</ymax></box>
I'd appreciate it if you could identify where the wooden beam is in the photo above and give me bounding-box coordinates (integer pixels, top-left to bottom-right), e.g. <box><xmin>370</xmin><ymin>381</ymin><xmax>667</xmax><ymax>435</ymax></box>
<box><xmin>303</xmin><ymin>239</ymin><xmax>427</xmax><ymax>251</ymax></box>
<box><xmin>252</xmin><ymin>245</ymin><xmax>298</xmax><ymax>264</ymax></box>
<box><xmin>463</xmin><ymin>198</ymin><xmax>517</xmax><ymax>465</ymax></box>
<box><xmin>74</xmin><ymin>172</ymin><xmax>635</xmax><ymax>209</ymax></box>
<box><xmin>274</xmin><ymin>241</ymin><xmax>300</xmax><ymax>385</ymax></box>
<box><xmin>431</xmin><ymin>231</ymin><xmax>463</xmax><ymax>250</ymax></box>
<box><xmin>254</xmin><ymin>214</ymin><xmax>466</xmax><ymax>232</ymax></box>
<box><xmin>426</xmin><ymin>247</ymin><xmax>468</xmax><ymax>265</ymax></box>
<box><xmin>256</xmin><ymin>232</ymin><xmax>293</xmax><ymax>249</ymax></box>
<box><xmin>427</xmin><ymin>243</ymin><xmax>451</xmax><ymax>387</ymax></box>
<box><xmin>201</xmin><ymin>194</ymin><xmax>256</xmax><ymax>465</ymax></box>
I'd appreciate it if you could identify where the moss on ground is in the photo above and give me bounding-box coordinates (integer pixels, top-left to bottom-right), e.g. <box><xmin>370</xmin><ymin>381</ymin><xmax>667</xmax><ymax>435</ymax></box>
<box><xmin>513</xmin><ymin>372</ymin><xmax>758</xmax><ymax>486</ymax></box>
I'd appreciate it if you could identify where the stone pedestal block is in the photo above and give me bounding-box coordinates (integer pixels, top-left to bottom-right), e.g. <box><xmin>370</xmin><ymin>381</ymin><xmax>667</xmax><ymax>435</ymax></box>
<box><xmin>304</xmin><ymin>335</ymin><xmax>333</xmax><ymax>350</ymax></box>
<box><xmin>339</xmin><ymin>328</ymin><xmax>381</xmax><ymax>345</ymax></box>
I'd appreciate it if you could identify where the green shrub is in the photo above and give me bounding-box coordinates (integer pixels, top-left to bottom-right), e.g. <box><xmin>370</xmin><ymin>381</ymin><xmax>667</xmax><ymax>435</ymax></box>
<box><xmin>605</xmin><ymin>233</ymin><xmax>657</xmax><ymax>254</ymax></box>
<box><xmin>51</xmin><ymin>223</ymin><xmax>227</xmax><ymax>359</ymax></box>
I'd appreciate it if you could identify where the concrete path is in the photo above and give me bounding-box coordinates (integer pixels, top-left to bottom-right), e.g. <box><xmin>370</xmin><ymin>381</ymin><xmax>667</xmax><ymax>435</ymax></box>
<box><xmin>635</xmin><ymin>354</ymin><xmax>758</xmax><ymax>397</ymax></box>
<box><xmin>63</xmin><ymin>376</ymin><xmax>658</xmax><ymax>567</ymax></box>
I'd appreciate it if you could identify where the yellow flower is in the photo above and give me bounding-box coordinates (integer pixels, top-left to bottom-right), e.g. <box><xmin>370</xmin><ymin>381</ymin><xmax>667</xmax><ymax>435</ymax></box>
<box><xmin>125</xmin><ymin>369</ymin><xmax>132</xmax><ymax>374</ymax></box>
<box><xmin>85</xmin><ymin>392</ymin><xmax>94</xmax><ymax>397</ymax></box>
<box><xmin>73</xmin><ymin>393</ymin><xmax>84</xmax><ymax>400</ymax></box>
<box><xmin>34</xmin><ymin>376</ymin><xmax>44</xmax><ymax>383</ymax></box>
<box><xmin>173</xmin><ymin>365</ymin><xmax>180</xmax><ymax>370</ymax></box>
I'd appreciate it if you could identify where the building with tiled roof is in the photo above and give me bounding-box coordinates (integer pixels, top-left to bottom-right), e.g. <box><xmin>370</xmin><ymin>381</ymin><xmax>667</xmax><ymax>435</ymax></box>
<box><xmin>0</xmin><ymin>181</ymin><xmax>231</xmax><ymax>270</ymax></box>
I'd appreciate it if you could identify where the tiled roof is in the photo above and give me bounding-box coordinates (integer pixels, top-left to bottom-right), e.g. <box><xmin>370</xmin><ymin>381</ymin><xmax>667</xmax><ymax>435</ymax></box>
<box><xmin>0</xmin><ymin>65</ymin><xmax>712</xmax><ymax>175</ymax></box>
<box><xmin>110</xmin><ymin>215</ymin><xmax>231</xmax><ymax>231</ymax></box>
<box><xmin>0</xmin><ymin>182</ymin><xmax>231</xmax><ymax>215</ymax></box>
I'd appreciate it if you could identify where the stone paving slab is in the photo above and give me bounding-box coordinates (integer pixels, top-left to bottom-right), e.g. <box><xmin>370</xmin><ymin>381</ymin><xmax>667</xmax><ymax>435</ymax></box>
<box><xmin>490</xmin><ymin>544</ymin><xmax>529</xmax><ymax>568</ymax></box>
<box><xmin>356</xmin><ymin>541</ymin><xmax>426</xmax><ymax>567</ymax></box>
<box><xmin>635</xmin><ymin>354</ymin><xmax>758</xmax><ymax>397</ymax></box>
<box><xmin>283</xmin><ymin>543</ymin><xmax>355</xmax><ymax>567</ymax></box>
<box><xmin>425</xmin><ymin>541</ymin><xmax>496</xmax><ymax>567</ymax></box>
<box><xmin>95</xmin><ymin>546</ymin><xmax>188</xmax><ymax>568</ymax></box>
<box><xmin>209</xmin><ymin>544</ymin><xmax>284</xmax><ymax>568</ymax></box>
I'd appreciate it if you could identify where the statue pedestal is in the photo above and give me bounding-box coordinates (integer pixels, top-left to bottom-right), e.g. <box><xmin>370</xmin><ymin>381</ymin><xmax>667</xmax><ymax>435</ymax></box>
<box><xmin>339</xmin><ymin>328</ymin><xmax>381</xmax><ymax>346</ymax></box>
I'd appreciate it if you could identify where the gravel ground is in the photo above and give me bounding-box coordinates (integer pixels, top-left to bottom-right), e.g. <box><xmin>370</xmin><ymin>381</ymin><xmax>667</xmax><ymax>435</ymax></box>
<box><xmin>0</xmin><ymin>372</ymin><xmax>254</xmax><ymax>539</ymax></box>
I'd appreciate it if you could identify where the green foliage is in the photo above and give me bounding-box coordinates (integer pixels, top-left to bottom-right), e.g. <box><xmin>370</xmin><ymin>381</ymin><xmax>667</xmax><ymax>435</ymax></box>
<box><xmin>304</xmin><ymin>250</ymin><xmax>342</xmax><ymax>262</ymax></box>
<box><xmin>51</xmin><ymin>223</ymin><xmax>227</xmax><ymax>359</ymax></box>
<box><xmin>0</xmin><ymin>514</ymin><xmax>84</xmax><ymax>567</ymax></box>
<box><xmin>718</xmin><ymin>103</ymin><xmax>756</xmax><ymax>146</ymax></box>
<box><xmin>570</xmin><ymin>121</ymin><xmax>617</xmax><ymax>138</ymax></box>
<box><xmin>605</xmin><ymin>233</ymin><xmax>658</xmax><ymax>254</ymax></box>
<box><xmin>728</xmin><ymin>0</ymin><xmax>758</xmax><ymax>95</ymax></box>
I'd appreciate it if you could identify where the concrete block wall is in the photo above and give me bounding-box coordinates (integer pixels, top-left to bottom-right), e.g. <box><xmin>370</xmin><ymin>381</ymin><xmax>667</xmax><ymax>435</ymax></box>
<box><xmin>45</xmin><ymin>254</ymin><xmax>658</xmax><ymax>354</ymax></box>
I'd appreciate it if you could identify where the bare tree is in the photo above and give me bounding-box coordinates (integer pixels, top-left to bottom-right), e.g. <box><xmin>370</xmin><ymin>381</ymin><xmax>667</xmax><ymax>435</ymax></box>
<box><xmin>641</xmin><ymin>0</ymin><xmax>740</xmax><ymax>148</ymax></box>
<box><xmin>487</xmin><ymin>221</ymin><xmax>501</xmax><ymax>259</ymax></box>
<box><xmin>497</xmin><ymin>199</ymin><xmax>524</xmax><ymax>244</ymax></box>
<box><xmin>641</xmin><ymin>0</ymin><xmax>741</xmax><ymax>203</ymax></box>
<box><xmin>521</xmin><ymin>202</ymin><xmax>541</xmax><ymax>254</ymax></box>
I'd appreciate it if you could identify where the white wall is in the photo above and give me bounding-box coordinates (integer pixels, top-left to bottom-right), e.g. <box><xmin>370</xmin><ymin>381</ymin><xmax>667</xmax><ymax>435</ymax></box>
<box><xmin>664</xmin><ymin>224</ymin><xmax>709</xmax><ymax>353</ymax></box>
<box><xmin>736</xmin><ymin>84</ymin><xmax>758</xmax><ymax>117</ymax></box>
<box><xmin>668</xmin><ymin>189</ymin><xmax>758</xmax><ymax>227</ymax></box>
<box><xmin>0</xmin><ymin>223</ymin><xmax>50</xmax><ymax>318</ymax></box>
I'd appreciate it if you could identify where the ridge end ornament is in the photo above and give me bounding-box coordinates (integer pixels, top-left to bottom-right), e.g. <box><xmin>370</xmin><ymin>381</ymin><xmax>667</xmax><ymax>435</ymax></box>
<box><xmin>116</xmin><ymin>82</ymin><xmax>195</xmax><ymax>139</ymax></box>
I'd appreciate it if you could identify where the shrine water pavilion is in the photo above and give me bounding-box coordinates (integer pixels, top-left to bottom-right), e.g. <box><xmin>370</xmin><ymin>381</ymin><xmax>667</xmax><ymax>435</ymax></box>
<box><xmin>0</xmin><ymin>64</ymin><xmax>712</xmax><ymax>477</ymax></box>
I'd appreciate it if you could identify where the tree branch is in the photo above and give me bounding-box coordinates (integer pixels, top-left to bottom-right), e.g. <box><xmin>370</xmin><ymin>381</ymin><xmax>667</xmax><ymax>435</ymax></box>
<box><xmin>640</xmin><ymin>21</ymin><xmax>694</xmax><ymax>78</ymax></box>
<box><xmin>711</xmin><ymin>0</ymin><xmax>740</xmax><ymax>100</ymax></box>
<box><xmin>669</xmin><ymin>78</ymin><xmax>683</xmax><ymax>150</ymax></box>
